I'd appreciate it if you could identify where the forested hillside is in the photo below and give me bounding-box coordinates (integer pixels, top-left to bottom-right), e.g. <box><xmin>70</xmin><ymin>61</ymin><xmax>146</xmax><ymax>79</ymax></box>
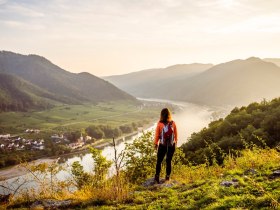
<box><xmin>0</xmin><ymin>74</ymin><xmax>57</xmax><ymax>111</ymax></box>
<box><xmin>182</xmin><ymin>97</ymin><xmax>280</xmax><ymax>165</ymax></box>
<box><xmin>0</xmin><ymin>51</ymin><xmax>138</xmax><ymax>111</ymax></box>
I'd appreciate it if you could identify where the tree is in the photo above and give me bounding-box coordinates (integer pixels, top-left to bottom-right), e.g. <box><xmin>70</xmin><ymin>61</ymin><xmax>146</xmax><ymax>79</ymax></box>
<box><xmin>181</xmin><ymin>97</ymin><xmax>280</xmax><ymax>165</ymax></box>
<box><xmin>64</xmin><ymin>131</ymin><xmax>80</xmax><ymax>143</ymax></box>
<box><xmin>89</xmin><ymin>147</ymin><xmax>112</xmax><ymax>185</ymax></box>
<box><xmin>86</xmin><ymin>126</ymin><xmax>104</xmax><ymax>139</ymax></box>
<box><xmin>71</xmin><ymin>161</ymin><xmax>92</xmax><ymax>189</ymax></box>
<box><xmin>119</xmin><ymin>125</ymin><xmax>133</xmax><ymax>133</ymax></box>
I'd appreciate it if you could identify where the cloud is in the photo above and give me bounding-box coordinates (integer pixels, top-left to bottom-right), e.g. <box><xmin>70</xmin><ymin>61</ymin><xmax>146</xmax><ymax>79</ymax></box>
<box><xmin>0</xmin><ymin>19</ymin><xmax>45</xmax><ymax>30</ymax></box>
<box><xmin>0</xmin><ymin>1</ymin><xmax>45</xmax><ymax>18</ymax></box>
<box><xmin>210</xmin><ymin>15</ymin><xmax>280</xmax><ymax>34</ymax></box>
<box><xmin>1</xmin><ymin>0</ymin><xmax>280</xmax><ymax>75</ymax></box>
<box><xmin>0</xmin><ymin>0</ymin><xmax>8</xmax><ymax>5</ymax></box>
<box><xmin>1</xmin><ymin>20</ymin><xmax>23</xmax><ymax>27</ymax></box>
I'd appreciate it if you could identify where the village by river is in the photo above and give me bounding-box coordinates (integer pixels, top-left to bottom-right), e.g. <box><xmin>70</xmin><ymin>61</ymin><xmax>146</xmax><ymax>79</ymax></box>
<box><xmin>0</xmin><ymin>99</ymin><xmax>230</xmax><ymax>195</ymax></box>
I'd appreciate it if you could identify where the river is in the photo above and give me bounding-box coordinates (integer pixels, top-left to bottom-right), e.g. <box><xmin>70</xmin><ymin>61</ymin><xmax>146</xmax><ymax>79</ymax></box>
<box><xmin>0</xmin><ymin>99</ymin><xmax>229</xmax><ymax>195</ymax></box>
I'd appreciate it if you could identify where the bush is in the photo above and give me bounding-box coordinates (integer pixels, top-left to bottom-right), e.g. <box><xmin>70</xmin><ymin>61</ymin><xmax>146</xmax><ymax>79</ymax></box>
<box><xmin>124</xmin><ymin>131</ymin><xmax>156</xmax><ymax>183</ymax></box>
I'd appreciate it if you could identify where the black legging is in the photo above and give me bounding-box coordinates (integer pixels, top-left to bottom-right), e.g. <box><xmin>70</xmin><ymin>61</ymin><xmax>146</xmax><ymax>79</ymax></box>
<box><xmin>155</xmin><ymin>144</ymin><xmax>175</xmax><ymax>177</ymax></box>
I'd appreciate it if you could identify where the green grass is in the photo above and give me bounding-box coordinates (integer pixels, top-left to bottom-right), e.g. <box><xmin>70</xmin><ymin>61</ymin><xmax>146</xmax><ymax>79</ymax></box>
<box><xmin>84</xmin><ymin>148</ymin><xmax>279</xmax><ymax>209</ymax></box>
<box><xmin>0</xmin><ymin>101</ymin><xmax>159</xmax><ymax>134</ymax></box>
<box><xmin>85</xmin><ymin>148</ymin><xmax>279</xmax><ymax>210</ymax></box>
<box><xmin>5</xmin><ymin>148</ymin><xmax>280</xmax><ymax>209</ymax></box>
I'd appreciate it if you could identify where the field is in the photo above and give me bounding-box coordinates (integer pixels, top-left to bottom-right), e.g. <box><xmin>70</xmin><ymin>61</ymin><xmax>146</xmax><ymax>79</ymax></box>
<box><xmin>0</xmin><ymin>100</ymin><xmax>178</xmax><ymax>169</ymax></box>
<box><xmin>0</xmin><ymin>100</ymin><xmax>171</xmax><ymax>134</ymax></box>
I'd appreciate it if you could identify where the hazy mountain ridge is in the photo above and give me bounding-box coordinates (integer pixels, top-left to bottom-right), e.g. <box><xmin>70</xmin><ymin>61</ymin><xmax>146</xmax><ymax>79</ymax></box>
<box><xmin>263</xmin><ymin>58</ymin><xmax>280</xmax><ymax>67</ymax></box>
<box><xmin>106</xmin><ymin>57</ymin><xmax>280</xmax><ymax>106</ymax></box>
<box><xmin>104</xmin><ymin>63</ymin><xmax>213</xmax><ymax>97</ymax></box>
<box><xmin>0</xmin><ymin>51</ymin><xmax>137</xmax><ymax>111</ymax></box>
<box><xmin>172</xmin><ymin>57</ymin><xmax>280</xmax><ymax>106</ymax></box>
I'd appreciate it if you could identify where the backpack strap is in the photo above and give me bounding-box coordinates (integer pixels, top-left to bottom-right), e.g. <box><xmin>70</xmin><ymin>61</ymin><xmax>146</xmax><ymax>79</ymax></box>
<box><xmin>168</xmin><ymin>121</ymin><xmax>174</xmax><ymax>146</ymax></box>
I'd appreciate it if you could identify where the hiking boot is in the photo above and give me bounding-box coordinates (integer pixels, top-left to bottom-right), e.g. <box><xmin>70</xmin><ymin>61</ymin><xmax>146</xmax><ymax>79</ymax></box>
<box><xmin>154</xmin><ymin>175</ymin><xmax>160</xmax><ymax>184</ymax></box>
<box><xmin>165</xmin><ymin>175</ymin><xmax>170</xmax><ymax>182</ymax></box>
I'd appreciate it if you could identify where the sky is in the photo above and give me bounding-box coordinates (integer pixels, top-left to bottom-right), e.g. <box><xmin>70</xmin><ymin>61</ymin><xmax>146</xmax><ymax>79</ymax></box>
<box><xmin>0</xmin><ymin>0</ymin><xmax>280</xmax><ymax>76</ymax></box>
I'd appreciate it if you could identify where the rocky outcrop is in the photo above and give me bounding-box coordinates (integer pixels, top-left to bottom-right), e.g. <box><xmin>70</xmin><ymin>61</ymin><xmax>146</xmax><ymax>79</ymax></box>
<box><xmin>269</xmin><ymin>170</ymin><xmax>280</xmax><ymax>180</ymax></box>
<box><xmin>142</xmin><ymin>178</ymin><xmax>179</xmax><ymax>188</ymax></box>
<box><xmin>244</xmin><ymin>168</ymin><xmax>258</xmax><ymax>175</ymax></box>
<box><xmin>220</xmin><ymin>179</ymin><xmax>239</xmax><ymax>187</ymax></box>
<box><xmin>30</xmin><ymin>199</ymin><xmax>73</xmax><ymax>209</ymax></box>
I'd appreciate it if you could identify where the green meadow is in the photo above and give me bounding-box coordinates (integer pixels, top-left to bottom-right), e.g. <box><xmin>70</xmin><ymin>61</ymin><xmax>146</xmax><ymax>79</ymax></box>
<box><xmin>0</xmin><ymin>100</ymin><xmax>161</xmax><ymax>135</ymax></box>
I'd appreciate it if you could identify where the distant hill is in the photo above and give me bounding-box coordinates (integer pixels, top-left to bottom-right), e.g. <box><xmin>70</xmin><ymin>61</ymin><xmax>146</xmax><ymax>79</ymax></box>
<box><xmin>104</xmin><ymin>63</ymin><xmax>213</xmax><ymax>97</ymax></box>
<box><xmin>0</xmin><ymin>51</ymin><xmax>137</xmax><ymax>111</ymax></box>
<box><xmin>170</xmin><ymin>57</ymin><xmax>280</xmax><ymax>106</ymax></box>
<box><xmin>106</xmin><ymin>57</ymin><xmax>280</xmax><ymax>106</ymax></box>
<box><xmin>263</xmin><ymin>58</ymin><xmax>280</xmax><ymax>67</ymax></box>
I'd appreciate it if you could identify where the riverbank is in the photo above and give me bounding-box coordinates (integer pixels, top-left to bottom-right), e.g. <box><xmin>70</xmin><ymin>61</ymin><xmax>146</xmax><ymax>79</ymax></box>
<box><xmin>0</xmin><ymin>123</ymin><xmax>156</xmax><ymax>181</ymax></box>
<box><xmin>0</xmin><ymin>158</ymin><xmax>56</xmax><ymax>181</ymax></box>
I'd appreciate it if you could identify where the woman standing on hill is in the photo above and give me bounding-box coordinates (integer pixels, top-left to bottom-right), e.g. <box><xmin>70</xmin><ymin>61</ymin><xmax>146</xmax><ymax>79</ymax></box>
<box><xmin>154</xmin><ymin>108</ymin><xmax>178</xmax><ymax>183</ymax></box>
